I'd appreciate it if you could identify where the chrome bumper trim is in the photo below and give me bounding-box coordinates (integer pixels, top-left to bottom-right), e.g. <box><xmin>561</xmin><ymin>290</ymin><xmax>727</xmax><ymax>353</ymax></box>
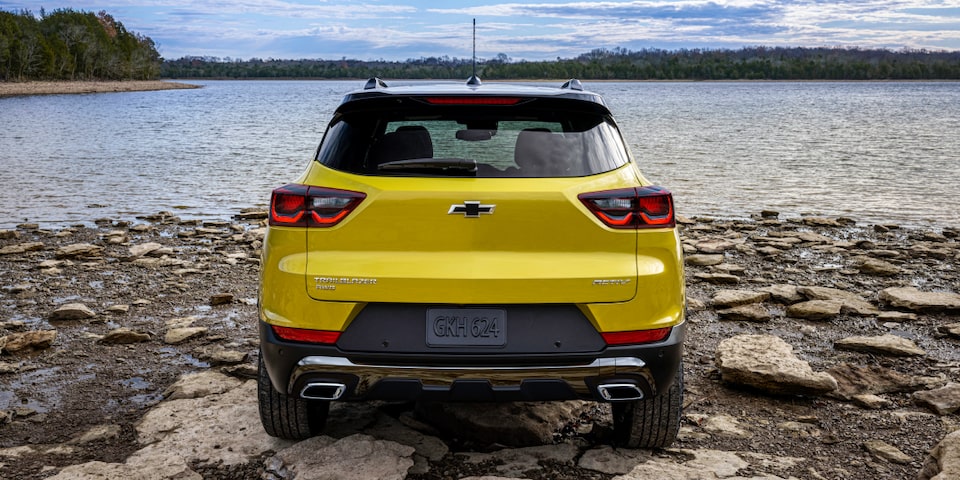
<box><xmin>291</xmin><ymin>356</ymin><xmax>649</xmax><ymax>398</ymax></box>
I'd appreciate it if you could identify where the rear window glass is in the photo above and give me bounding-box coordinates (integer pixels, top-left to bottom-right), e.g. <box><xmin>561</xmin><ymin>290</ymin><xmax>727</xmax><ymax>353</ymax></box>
<box><xmin>315</xmin><ymin>105</ymin><xmax>630</xmax><ymax>178</ymax></box>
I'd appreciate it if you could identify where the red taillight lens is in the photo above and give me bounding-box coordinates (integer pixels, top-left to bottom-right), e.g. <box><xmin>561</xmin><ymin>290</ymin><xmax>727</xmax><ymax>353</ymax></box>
<box><xmin>579</xmin><ymin>186</ymin><xmax>675</xmax><ymax>229</ymax></box>
<box><xmin>269</xmin><ymin>184</ymin><xmax>365</xmax><ymax>228</ymax></box>
<box><xmin>601</xmin><ymin>328</ymin><xmax>672</xmax><ymax>345</ymax></box>
<box><xmin>272</xmin><ymin>326</ymin><xmax>341</xmax><ymax>344</ymax></box>
<box><xmin>424</xmin><ymin>96</ymin><xmax>522</xmax><ymax>105</ymax></box>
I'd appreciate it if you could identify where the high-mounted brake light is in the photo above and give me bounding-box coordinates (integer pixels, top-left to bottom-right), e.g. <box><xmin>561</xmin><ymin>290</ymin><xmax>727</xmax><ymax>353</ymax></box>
<box><xmin>272</xmin><ymin>326</ymin><xmax>341</xmax><ymax>344</ymax></box>
<box><xmin>601</xmin><ymin>328</ymin><xmax>672</xmax><ymax>345</ymax></box>
<box><xmin>269</xmin><ymin>184</ymin><xmax>365</xmax><ymax>228</ymax></box>
<box><xmin>578</xmin><ymin>186</ymin><xmax>675</xmax><ymax>229</ymax></box>
<box><xmin>425</xmin><ymin>96</ymin><xmax>522</xmax><ymax>105</ymax></box>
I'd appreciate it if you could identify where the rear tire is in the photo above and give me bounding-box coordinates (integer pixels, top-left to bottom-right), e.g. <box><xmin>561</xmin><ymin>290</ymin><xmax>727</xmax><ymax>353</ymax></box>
<box><xmin>612</xmin><ymin>364</ymin><xmax>683</xmax><ymax>449</ymax></box>
<box><xmin>257</xmin><ymin>354</ymin><xmax>329</xmax><ymax>440</ymax></box>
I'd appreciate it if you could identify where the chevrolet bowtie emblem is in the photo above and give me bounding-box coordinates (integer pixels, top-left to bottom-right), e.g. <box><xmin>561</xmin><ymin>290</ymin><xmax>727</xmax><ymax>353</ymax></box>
<box><xmin>448</xmin><ymin>201</ymin><xmax>495</xmax><ymax>218</ymax></box>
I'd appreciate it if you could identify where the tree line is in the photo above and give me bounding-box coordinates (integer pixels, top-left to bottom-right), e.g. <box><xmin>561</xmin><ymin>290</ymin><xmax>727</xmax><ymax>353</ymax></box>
<box><xmin>0</xmin><ymin>9</ymin><xmax>161</xmax><ymax>81</ymax></box>
<box><xmin>163</xmin><ymin>46</ymin><xmax>960</xmax><ymax>81</ymax></box>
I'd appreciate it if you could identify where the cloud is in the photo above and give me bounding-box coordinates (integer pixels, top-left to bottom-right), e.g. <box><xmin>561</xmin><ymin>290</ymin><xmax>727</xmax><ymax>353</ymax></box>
<box><xmin>4</xmin><ymin>0</ymin><xmax>958</xmax><ymax>59</ymax></box>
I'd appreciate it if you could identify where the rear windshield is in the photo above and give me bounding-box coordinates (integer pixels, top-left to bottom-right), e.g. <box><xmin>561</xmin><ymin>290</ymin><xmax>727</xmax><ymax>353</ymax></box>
<box><xmin>315</xmin><ymin>104</ymin><xmax>630</xmax><ymax>177</ymax></box>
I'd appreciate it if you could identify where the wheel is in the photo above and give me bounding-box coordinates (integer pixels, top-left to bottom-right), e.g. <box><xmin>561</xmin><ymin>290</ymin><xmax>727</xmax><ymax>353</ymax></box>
<box><xmin>257</xmin><ymin>354</ymin><xmax>329</xmax><ymax>440</ymax></box>
<box><xmin>612</xmin><ymin>364</ymin><xmax>683</xmax><ymax>449</ymax></box>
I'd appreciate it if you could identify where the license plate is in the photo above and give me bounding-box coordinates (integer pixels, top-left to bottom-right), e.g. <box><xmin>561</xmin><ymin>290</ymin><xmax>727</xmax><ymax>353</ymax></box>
<box><xmin>426</xmin><ymin>308</ymin><xmax>507</xmax><ymax>347</ymax></box>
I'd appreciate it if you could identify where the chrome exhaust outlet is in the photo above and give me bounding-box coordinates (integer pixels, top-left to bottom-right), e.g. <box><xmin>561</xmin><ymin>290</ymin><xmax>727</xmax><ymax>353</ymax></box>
<box><xmin>300</xmin><ymin>382</ymin><xmax>346</xmax><ymax>401</ymax></box>
<box><xmin>597</xmin><ymin>383</ymin><xmax>645</xmax><ymax>401</ymax></box>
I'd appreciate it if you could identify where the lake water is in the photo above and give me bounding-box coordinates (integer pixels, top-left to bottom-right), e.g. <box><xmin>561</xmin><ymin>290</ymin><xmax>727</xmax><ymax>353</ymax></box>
<box><xmin>1</xmin><ymin>80</ymin><xmax>958</xmax><ymax>229</ymax></box>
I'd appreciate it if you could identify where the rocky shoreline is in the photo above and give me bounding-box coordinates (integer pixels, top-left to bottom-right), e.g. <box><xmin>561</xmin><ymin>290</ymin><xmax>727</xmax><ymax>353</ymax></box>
<box><xmin>0</xmin><ymin>211</ymin><xmax>958</xmax><ymax>480</ymax></box>
<box><xmin>0</xmin><ymin>80</ymin><xmax>200</xmax><ymax>97</ymax></box>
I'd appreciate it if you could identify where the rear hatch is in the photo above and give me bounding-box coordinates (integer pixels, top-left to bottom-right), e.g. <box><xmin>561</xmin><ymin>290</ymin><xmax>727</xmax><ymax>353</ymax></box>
<box><xmin>304</xmin><ymin>168</ymin><xmax>639</xmax><ymax>304</ymax></box>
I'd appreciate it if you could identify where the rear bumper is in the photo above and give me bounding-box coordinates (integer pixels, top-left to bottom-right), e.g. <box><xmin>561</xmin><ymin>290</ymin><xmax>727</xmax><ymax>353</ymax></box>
<box><xmin>259</xmin><ymin>319</ymin><xmax>685</xmax><ymax>402</ymax></box>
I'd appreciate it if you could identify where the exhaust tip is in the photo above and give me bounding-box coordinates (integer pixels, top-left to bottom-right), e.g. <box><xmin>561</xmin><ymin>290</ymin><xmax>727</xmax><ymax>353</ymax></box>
<box><xmin>597</xmin><ymin>383</ymin><xmax>645</xmax><ymax>401</ymax></box>
<box><xmin>300</xmin><ymin>382</ymin><xmax>346</xmax><ymax>401</ymax></box>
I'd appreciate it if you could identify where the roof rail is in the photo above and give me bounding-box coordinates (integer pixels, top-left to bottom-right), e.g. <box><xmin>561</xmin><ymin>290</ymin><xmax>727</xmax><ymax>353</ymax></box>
<box><xmin>560</xmin><ymin>79</ymin><xmax>583</xmax><ymax>91</ymax></box>
<box><xmin>364</xmin><ymin>77</ymin><xmax>388</xmax><ymax>90</ymax></box>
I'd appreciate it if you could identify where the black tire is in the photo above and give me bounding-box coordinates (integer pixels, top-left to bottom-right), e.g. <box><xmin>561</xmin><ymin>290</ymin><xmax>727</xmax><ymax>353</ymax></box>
<box><xmin>612</xmin><ymin>364</ymin><xmax>683</xmax><ymax>449</ymax></box>
<box><xmin>257</xmin><ymin>354</ymin><xmax>329</xmax><ymax>440</ymax></box>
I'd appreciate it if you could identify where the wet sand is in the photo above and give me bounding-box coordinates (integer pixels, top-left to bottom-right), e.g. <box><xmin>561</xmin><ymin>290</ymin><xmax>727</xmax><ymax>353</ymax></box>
<box><xmin>0</xmin><ymin>80</ymin><xmax>200</xmax><ymax>97</ymax></box>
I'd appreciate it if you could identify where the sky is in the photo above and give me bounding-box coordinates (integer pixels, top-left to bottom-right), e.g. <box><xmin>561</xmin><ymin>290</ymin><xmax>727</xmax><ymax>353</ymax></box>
<box><xmin>3</xmin><ymin>0</ymin><xmax>960</xmax><ymax>61</ymax></box>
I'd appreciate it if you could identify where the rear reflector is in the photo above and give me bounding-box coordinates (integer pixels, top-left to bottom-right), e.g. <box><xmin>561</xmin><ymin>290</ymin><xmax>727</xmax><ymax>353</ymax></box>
<box><xmin>579</xmin><ymin>186</ymin><xmax>675</xmax><ymax>229</ymax></box>
<box><xmin>272</xmin><ymin>326</ymin><xmax>341</xmax><ymax>344</ymax></box>
<box><xmin>601</xmin><ymin>328</ymin><xmax>672</xmax><ymax>345</ymax></box>
<box><xmin>425</xmin><ymin>96</ymin><xmax>522</xmax><ymax>105</ymax></box>
<box><xmin>270</xmin><ymin>184</ymin><xmax>365</xmax><ymax>228</ymax></box>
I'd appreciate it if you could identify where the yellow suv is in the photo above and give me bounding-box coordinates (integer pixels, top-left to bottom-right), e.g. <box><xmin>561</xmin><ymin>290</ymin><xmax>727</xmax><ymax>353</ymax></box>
<box><xmin>258</xmin><ymin>78</ymin><xmax>686</xmax><ymax>448</ymax></box>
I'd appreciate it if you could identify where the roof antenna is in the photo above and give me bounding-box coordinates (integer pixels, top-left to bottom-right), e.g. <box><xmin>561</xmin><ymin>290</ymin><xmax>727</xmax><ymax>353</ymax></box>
<box><xmin>467</xmin><ymin>18</ymin><xmax>482</xmax><ymax>86</ymax></box>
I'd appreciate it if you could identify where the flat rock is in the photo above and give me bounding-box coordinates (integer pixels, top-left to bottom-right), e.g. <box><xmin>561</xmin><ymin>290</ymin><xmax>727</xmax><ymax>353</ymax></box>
<box><xmin>0</xmin><ymin>242</ymin><xmax>44</xmax><ymax>255</ymax></box>
<box><xmin>68</xmin><ymin>424</ymin><xmax>123</xmax><ymax>445</ymax></box>
<box><xmin>128</xmin><ymin>242</ymin><xmax>163</xmax><ymax>258</ymax></box>
<box><xmin>864</xmin><ymin>439</ymin><xmax>912</xmax><ymax>464</ymax></box>
<box><xmin>880</xmin><ymin>287</ymin><xmax>960</xmax><ymax>312</ymax></box>
<box><xmin>711</xmin><ymin>289</ymin><xmax>770</xmax><ymax>308</ymax></box>
<box><xmin>0</xmin><ymin>330</ymin><xmax>57</xmax><ymax>353</ymax></box>
<box><xmin>163</xmin><ymin>326</ymin><xmax>207</xmax><ymax>344</ymax></box>
<box><xmin>99</xmin><ymin>328</ymin><xmax>150</xmax><ymax>344</ymax></box>
<box><xmin>365</xmin><ymin>413</ymin><xmax>449</xmax><ymax>462</ymax></box>
<box><xmin>716</xmin><ymin>304</ymin><xmax>772</xmax><ymax>322</ymax></box>
<box><xmin>105</xmin><ymin>304</ymin><xmax>130</xmax><ymax>314</ymax></box>
<box><xmin>50</xmin><ymin>303</ymin><xmax>96</xmax><ymax>321</ymax></box>
<box><xmin>695</xmin><ymin>239</ymin><xmax>738</xmax><ymax>253</ymax></box>
<box><xmin>716</xmin><ymin>334</ymin><xmax>837</xmax><ymax>396</ymax></box>
<box><xmin>878</xmin><ymin>311</ymin><xmax>918</xmax><ymax>322</ymax></box>
<box><xmin>834</xmin><ymin>334</ymin><xmax>925</xmax><ymax>356</ymax></box>
<box><xmin>693</xmin><ymin>272</ymin><xmax>740</xmax><ymax>284</ymax></box>
<box><xmin>919</xmin><ymin>429</ymin><xmax>960</xmax><ymax>480</ymax></box>
<box><xmin>0</xmin><ymin>362</ymin><xmax>19</xmax><ymax>374</ymax></box>
<box><xmin>855</xmin><ymin>257</ymin><xmax>902</xmax><ymax>276</ymax></box>
<box><xmin>55</xmin><ymin>243</ymin><xmax>104</xmax><ymax>258</ymax></box>
<box><xmin>914</xmin><ymin>383</ymin><xmax>960</xmax><ymax>415</ymax></box>
<box><xmin>827</xmin><ymin>363</ymin><xmax>940</xmax><ymax>400</ymax></box>
<box><xmin>162</xmin><ymin>371</ymin><xmax>243</xmax><ymax>400</ymax></box>
<box><xmin>938</xmin><ymin>323</ymin><xmax>960</xmax><ymax>338</ymax></box>
<box><xmin>614</xmin><ymin>448</ymin><xmax>793</xmax><ymax>480</ymax></box>
<box><xmin>416</xmin><ymin>401</ymin><xmax>591</xmax><ymax>447</ymax></box>
<box><xmin>760</xmin><ymin>284</ymin><xmax>804</xmax><ymax>304</ymax></box>
<box><xmin>687</xmin><ymin>413</ymin><xmax>752</xmax><ymax>438</ymax></box>
<box><xmin>48</xmin><ymin>458</ymin><xmax>201</xmax><ymax>480</ymax></box>
<box><xmin>786</xmin><ymin>300</ymin><xmax>842</xmax><ymax>320</ymax></box>
<box><xmin>463</xmin><ymin>444</ymin><xmax>580</xmax><ymax>478</ymax></box>
<box><xmin>197</xmin><ymin>348</ymin><xmax>248</xmax><ymax>365</ymax></box>
<box><xmin>796</xmin><ymin>286</ymin><xmax>879</xmax><ymax>315</ymax></box>
<box><xmin>852</xmin><ymin>394</ymin><xmax>894</xmax><ymax>409</ymax></box>
<box><xmin>132</xmin><ymin>379</ymin><xmax>291</xmax><ymax>467</ymax></box>
<box><xmin>269</xmin><ymin>434</ymin><xmax>414</xmax><ymax>480</ymax></box>
<box><xmin>210</xmin><ymin>293</ymin><xmax>234</xmax><ymax>306</ymax></box>
<box><xmin>685</xmin><ymin>254</ymin><xmax>725</xmax><ymax>266</ymax></box>
<box><xmin>578</xmin><ymin>445</ymin><xmax>651</xmax><ymax>475</ymax></box>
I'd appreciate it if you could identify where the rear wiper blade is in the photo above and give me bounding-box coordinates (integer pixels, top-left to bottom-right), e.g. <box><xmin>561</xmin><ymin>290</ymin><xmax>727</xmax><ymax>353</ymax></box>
<box><xmin>377</xmin><ymin>158</ymin><xmax>477</xmax><ymax>172</ymax></box>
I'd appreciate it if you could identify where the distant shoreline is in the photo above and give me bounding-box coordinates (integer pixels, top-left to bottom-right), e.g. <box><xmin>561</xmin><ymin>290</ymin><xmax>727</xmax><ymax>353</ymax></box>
<box><xmin>0</xmin><ymin>80</ymin><xmax>201</xmax><ymax>98</ymax></box>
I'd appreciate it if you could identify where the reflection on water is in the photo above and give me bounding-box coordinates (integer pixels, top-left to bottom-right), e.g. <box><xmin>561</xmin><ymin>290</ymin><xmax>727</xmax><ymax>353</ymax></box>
<box><xmin>1</xmin><ymin>80</ymin><xmax>958</xmax><ymax>228</ymax></box>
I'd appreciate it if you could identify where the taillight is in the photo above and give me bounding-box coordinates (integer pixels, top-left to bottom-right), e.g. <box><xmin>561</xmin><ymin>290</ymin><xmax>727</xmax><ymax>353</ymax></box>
<box><xmin>578</xmin><ymin>186</ymin><xmax>675</xmax><ymax>229</ymax></box>
<box><xmin>272</xmin><ymin>326</ymin><xmax>341</xmax><ymax>344</ymax></box>
<box><xmin>601</xmin><ymin>328</ymin><xmax>672</xmax><ymax>345</ymax></box>
<box><xmin>269</xmin><ymin>184</ymin><xmax>365</xmax><ymax>228</ymax></box>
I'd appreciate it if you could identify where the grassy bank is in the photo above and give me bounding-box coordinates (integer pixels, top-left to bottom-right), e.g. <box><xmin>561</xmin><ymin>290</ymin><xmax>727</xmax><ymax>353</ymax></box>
<box><xmin>0</xmin><ymin>80</ymin><xmax>200</xmax><ymax>98</ymax></box>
